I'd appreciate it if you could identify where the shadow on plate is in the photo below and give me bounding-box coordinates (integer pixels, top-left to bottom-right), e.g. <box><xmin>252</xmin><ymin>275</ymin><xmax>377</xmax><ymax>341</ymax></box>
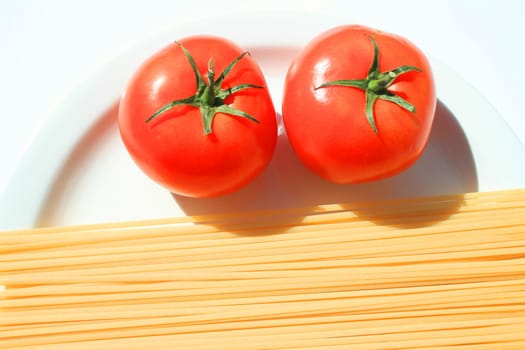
<box><xmin>36</xmin><ymin>102</ymin><xmax>120</xmax><ymax>227</ymax></box>
<box><xmin>175</xmin><ymin>99</ymin><xmax>478</xmax><ymax>231</ymax></box>
<box><xmin>36</xmin><ymin>97</ymin><xmax>477</xmax><ymax>232</ymax></box>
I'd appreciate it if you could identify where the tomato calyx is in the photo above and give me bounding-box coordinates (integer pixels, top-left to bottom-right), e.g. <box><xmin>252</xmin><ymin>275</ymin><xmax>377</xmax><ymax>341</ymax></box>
<box><xmin>315</xmin><ymin>36</ymin><xmax>421</xmax><ymax>134</ymax></box>
<box><xmin>145</xmin><ymin>41</ymin><xmax>263</xmax><ymax>135</ymax></box>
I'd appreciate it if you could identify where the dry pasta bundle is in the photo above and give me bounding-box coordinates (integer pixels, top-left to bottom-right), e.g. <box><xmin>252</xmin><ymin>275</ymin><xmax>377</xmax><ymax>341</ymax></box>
<box><xmin>1</xmin><ymin>189</ymin><xmax>525</xmax><ymax>349</ymax></box>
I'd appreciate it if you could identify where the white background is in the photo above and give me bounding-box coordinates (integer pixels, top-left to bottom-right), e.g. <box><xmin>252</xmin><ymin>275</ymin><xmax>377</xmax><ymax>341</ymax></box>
<box><xmin>1</xmin><ymin>0</ymin><xmax>524</xmax><ymax>194</ymax></box>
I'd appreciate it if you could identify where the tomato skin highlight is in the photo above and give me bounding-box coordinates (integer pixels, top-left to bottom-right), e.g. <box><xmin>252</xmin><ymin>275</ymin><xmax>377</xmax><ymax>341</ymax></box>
<box><xmin>282</xmin><ymin>25</ymin><xmax>436</xmax><ymax>184</ymax></box>
<box><xmin>118</xmin><ymin>36</ymin><xmax>277</xmax><ymax>197</ymax></box>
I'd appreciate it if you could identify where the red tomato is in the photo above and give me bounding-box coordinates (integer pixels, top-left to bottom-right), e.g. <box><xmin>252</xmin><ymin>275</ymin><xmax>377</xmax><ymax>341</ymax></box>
<box><xmin>118</xmin><ymin>36</ymin><xmax>277</xmax><ymax>197</ymax></box>
<box><xmin>282</xmin><ymin>25</ymin><xmax>436</xmax><ymax>183</ymax></box>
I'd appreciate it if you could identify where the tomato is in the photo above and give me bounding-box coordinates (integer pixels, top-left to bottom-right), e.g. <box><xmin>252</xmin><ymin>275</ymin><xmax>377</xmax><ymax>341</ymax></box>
<box><xmin>282</xmin><ymin>25</ymin><xmax>436</xmax><ymax>184</ymax></box>
<box><xmin>118</xmin><ymin>36</ymin><xmax>277</xmax><ymax>197</ymax></box>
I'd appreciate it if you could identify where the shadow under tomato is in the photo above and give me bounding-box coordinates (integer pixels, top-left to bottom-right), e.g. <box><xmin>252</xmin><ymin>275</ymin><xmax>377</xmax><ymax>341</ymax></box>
<box><xmin>273</xmin><ymin>99</ymin><xmax>477</xmax><ymax>228</ymax></box>
<box><xmin>171</xmin><ymin>158</ymin><xmax>316</xmax><ymax>236</ymax></box>
<box><xmin>351</xmin><ymin>100</ymin><xmax>477</xmax><ymax>228</ymax></box>
<box><xmin>175</xmin><ymin>99</ymin><xmax>477</xmax><ymax>231</ymax></box>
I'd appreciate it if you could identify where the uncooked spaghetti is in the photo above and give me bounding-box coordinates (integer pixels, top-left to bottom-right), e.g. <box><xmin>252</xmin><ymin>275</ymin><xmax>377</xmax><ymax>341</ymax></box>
<box><xmin>1</xmin><ymin>189</ymin><xmax>525</xmax><ymax>349</ymax></box>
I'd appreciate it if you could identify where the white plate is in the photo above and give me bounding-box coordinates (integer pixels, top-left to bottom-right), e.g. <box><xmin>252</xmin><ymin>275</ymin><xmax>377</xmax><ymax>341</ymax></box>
<box><xmin>1</xmin><ymin>12</ymin><xmax>525</xmax><ymax>230</ymax></box>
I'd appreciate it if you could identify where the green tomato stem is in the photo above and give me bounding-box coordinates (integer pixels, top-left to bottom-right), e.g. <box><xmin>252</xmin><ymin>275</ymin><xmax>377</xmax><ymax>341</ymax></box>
<box><xmin>145</xmin><ymin>41</ymin><xmax>262</xmax><ymax>136</ymax></box>
<box><xmin>315</xmin><ymin>36</ymin><xmax>422</xmax><ymax>135</ymax></box>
